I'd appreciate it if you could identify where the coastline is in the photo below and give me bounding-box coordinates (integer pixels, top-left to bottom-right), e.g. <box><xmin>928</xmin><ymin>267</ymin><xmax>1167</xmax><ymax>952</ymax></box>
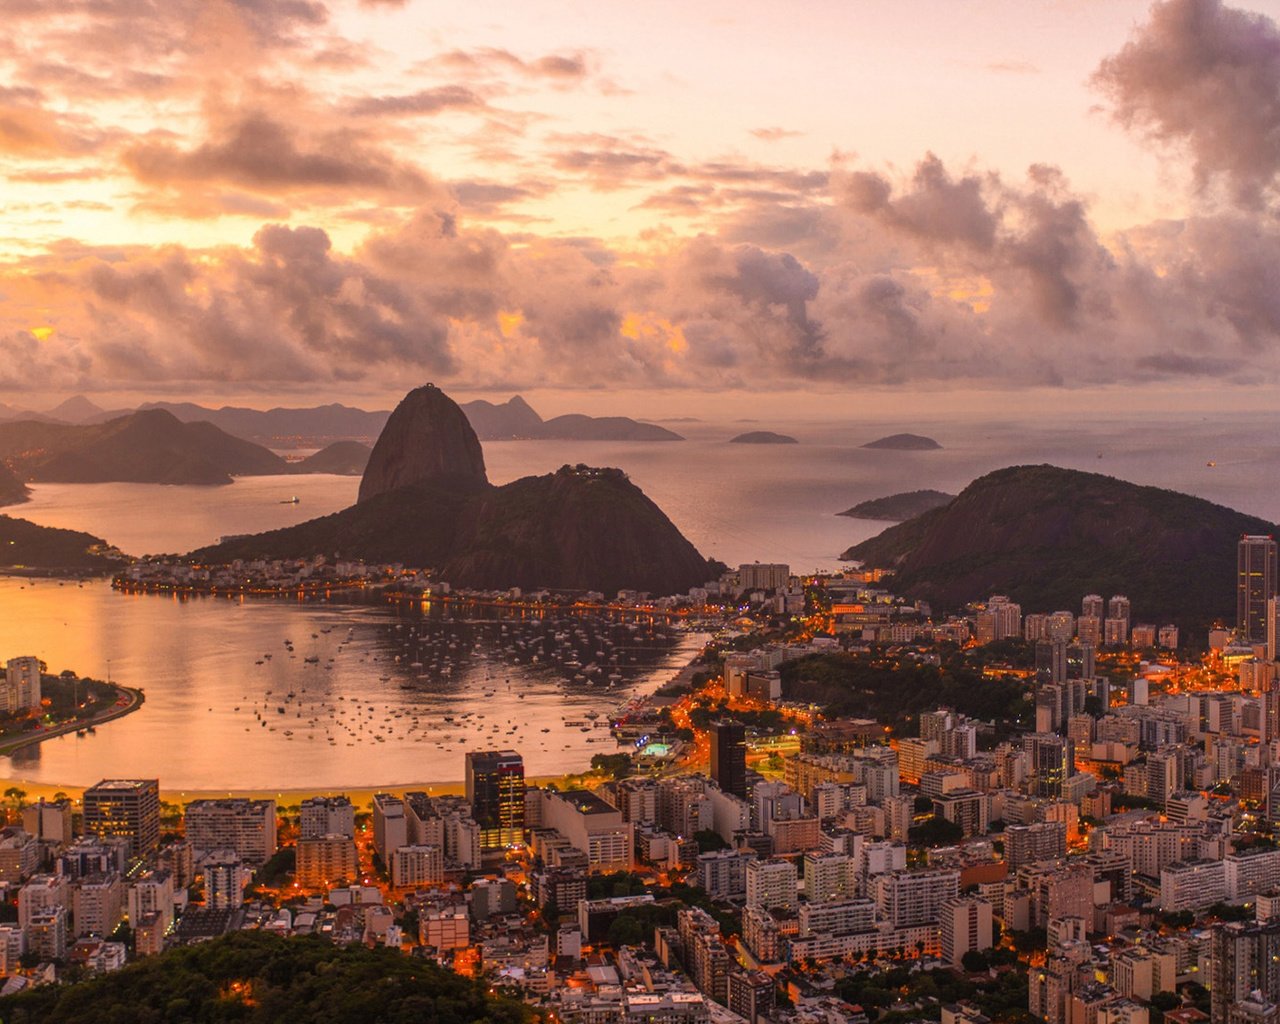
<box><xmin>0</xmin><ymin>682</ymin><xmax>145</xmax><ymax>759</ymax></box>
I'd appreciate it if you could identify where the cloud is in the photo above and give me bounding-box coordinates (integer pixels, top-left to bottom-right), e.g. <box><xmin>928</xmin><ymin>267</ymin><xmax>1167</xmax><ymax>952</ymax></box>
<box><xmin>346</xmin><ymin>85</ymin><xmax>487</xmax><ymax>117</ymax></box>
<box><xmin>750</xmin><ymin>127</ymin><xmax>805</xmax><ymax>142</ymax></box>
<box><xmin>122</xmin><ymin>111</ymin><xmax>439</xmax><ymax>202</ymax></box>
<box><xmin>1093</xmin><ymin>0</ymin><xmax>1280</xmax><ymax>206</ymax></box>
<box><xmin>426</xmin><ymin>47</ymin><xmax>594</xmax><ymax>85</ymax></box>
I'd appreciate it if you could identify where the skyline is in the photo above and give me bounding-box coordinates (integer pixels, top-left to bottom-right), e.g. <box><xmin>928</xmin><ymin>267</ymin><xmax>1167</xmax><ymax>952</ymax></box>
<box><xmin>4</xmin><ymin>0</ymin><xmax>1280</xmax><ymax>403</ymax></box>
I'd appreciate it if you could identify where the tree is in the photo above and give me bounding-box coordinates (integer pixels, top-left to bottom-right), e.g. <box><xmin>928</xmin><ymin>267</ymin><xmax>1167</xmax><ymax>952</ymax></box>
<box><xmin>3</xmin><ymin>787</ymin><xmax>25</xmax><ymax>824</ymax></box>
<box><xmin>693</xmin><ymin>829</ymin><xmax>729</xmax><ymax>854</ymax></box>
<box><xmin>961</xmin><ymin>950</ymin><xmax>990</xmax><ymax>972</ymax></box>
<box><xmin>607</xmin><ymin>914</ymin><xmax>644</xmax><ymax>948</ymax></box>
<box><xmin>909</xmin><ymin>815</ymin><xmax>964</xmax><ymax>847</ymax></box>
<box><xmin>590</xmin><ymin>753</ymin><xmax>633</xmax><ymax>780</ymax></box>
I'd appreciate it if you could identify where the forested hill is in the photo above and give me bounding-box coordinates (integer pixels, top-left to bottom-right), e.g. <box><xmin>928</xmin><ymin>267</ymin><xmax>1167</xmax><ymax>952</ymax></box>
<box><xmin>0</xmin><ymin>931</ymin><xmax>531</xmax><ymax>1024</ymax></box>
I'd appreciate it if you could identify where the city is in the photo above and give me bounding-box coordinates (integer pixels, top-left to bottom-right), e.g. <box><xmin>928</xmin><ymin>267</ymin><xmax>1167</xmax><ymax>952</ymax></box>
<box><xmin>0</xmin><ymin>539</ymin><xmax>1276</xmax><ymax>1024</ymax></box>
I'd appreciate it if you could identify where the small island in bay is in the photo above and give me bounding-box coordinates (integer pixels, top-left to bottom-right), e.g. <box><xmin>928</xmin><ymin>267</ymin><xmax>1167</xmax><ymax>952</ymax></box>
<box><xmin>861</xmin><ymin>432</ymin><xmax>942</xmax><ymax>450</ymax></box>
<box><xmin>729</xmin><ymin>431</ymin><xmax>799</xmax><ymax>445</ymax></box>
<box><xmin>838</xmin><ymin>489</ymin><xmax>955</xmax><ymax>521</ymax></box>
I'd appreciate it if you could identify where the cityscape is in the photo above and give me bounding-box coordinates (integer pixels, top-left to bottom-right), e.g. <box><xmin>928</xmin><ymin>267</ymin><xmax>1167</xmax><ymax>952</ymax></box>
<box><xmin>4</xmin><ymin>0</ymin><xmax>1280</xmax><ymax>1021</ymax></box>
<box><xmin>0</xmin><ymin>537</ymin><xmax>1276</xmax><ymax>1024</ymax></box>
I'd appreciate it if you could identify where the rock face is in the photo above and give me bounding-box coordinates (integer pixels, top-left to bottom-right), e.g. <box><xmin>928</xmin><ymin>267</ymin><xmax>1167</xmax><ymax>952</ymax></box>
<box><xmin>862</xmin><ymin>433</ymin><xmax>941</xmax><ymax>450</ymax></box>
<box><xmin>357</xmin><ymin>384</ymin><xmax>488</xmax><ymax>503</ymax></box>
<box><xmin>838</xmin><ymin>489</ymin><xmax>954</xmax><ymax>521</ymax></box>
<box><xmin>842</xmin><ymin>464</ymin><xmax>1275</xmax><ymax>628</ymax></box>
<box><xmin>730</xmin><ymin>431</ymin><xmax>798</xmax><ymax>445</ymax></box>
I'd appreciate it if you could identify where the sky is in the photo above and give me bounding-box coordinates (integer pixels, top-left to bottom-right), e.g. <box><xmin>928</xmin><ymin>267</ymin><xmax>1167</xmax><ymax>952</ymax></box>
<box><xmin>4</xmin><ymin>0</ymin><xmax>1280</xmax><ymax>411</ymax></box>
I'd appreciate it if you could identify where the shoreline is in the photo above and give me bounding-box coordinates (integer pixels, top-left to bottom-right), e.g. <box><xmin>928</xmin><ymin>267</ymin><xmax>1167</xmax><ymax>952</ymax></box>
<box><xmin>0</xmin><ymin>682</ymin><xmax>145</xmax><ymax>759</ymax></box>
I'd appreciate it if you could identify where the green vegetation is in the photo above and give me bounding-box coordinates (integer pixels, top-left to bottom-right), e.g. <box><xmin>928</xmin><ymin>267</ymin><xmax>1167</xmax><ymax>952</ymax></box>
<box><xmin>908</xmin><ymin>815</ymin><xmax>965</xmax><ymax>847</ymax></box>
<box><xmin>834</xmin><ymin>963</ymin><xmax>1028</xmax><ymax>1022</ymax></box>
<box><xmin>843</xmin><ymin>463</ymin><xmax>1275</xmax><ymax>629</ymax></box>
<box><xmin>0</xmin><ymin>516</ymin><xmax>120</xmax><ymax>570</ymax></box>
<box><xmin>0</xmin><ymin>931</ymin><xmax>530</xmax><ymax>1024</ymax></box>
<box><xmin>589</xmin><ymin>753</ymin><xmax>633</xmax><ymax>779</ymax></box>
<box><xmin>780</xmin><ymin>653</ymin><xmax>1028</xmax><ymax>733</ymax></box>
<box><xmin>838</xmin><ymin>490</ymin><xmax>955</xmax><ymax>521</ymax></box>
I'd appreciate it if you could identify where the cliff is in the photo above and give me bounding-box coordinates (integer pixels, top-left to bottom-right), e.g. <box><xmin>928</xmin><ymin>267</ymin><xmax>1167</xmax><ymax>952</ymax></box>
<box><xmin>357</xmin><ymin>384</ymin><xmax>488</xmax><ymax>502</ymax></box>
<box><xmin>842</xmin><ymin>464</ymin><xmax>1274</xmax><ymax>627</ymax></box>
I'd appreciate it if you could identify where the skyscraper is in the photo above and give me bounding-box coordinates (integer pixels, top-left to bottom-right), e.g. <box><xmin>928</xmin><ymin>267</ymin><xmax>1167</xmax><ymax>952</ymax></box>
<box><xmin>1211</xmin><ymin>920</ymin><xmax>1280</xmax><ymax>1024</ymax></box>
<box><xmin>465</xmin><ymin>750</ymin><xmax>525</xmax><ymax>850</ymax></box>
<box><xmin>1239</xmin><ymin>536</ymin><xmax>1278</xmax><ymax>643</ymax></box>
<box><xmin>82</xmin><ymin>779</ymin><xmax>160</xmax><ymax>857</ymax></box>
<box><xmin>711</xmin><ymin>720</ymin><xmax>747</xmax><ymax>799</ymax></box>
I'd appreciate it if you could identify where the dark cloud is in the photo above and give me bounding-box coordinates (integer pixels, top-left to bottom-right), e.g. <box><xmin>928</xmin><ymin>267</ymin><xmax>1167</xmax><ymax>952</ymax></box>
<box><xmin>1093</xmin><ymin>0</ymin><xmax>1280</xmax><ymax>206</ymax></box>
<box><xmin>122</xmin><ymin>112</ymin><xmax>438</xmax><ymax>200</ymax></box>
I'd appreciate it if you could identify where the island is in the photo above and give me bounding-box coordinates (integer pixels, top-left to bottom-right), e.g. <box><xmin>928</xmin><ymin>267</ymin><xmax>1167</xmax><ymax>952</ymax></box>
<box><xmin>729</xmin><ymin>431</ymin><xmax>799</xmax><ymax>445</ymax></box>
<box><xmin>292</xmin><ymin>441</ymin><xmax>372</xmax><ymax>475</ymax></box>
<box><xmin>861</xmin><ymin>432</ymin><xmax>942</xmax><ymax>450</ymax></box>
<box><xmin>0</xmin><ymin>515</ymin><xmax>123</xmax><ymax>572</ymax></box>
<box><xmin>838</xmin><ymin>489</ymin><xmax>955</xmax><ymax>521</ymax></box>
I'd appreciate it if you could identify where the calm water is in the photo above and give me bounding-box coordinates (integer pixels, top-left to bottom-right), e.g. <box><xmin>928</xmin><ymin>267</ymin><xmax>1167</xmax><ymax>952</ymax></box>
<box><xmin>4</xmin><ymin>411</ymin><xmax>1279</xmax><ymax>789</ymax></box>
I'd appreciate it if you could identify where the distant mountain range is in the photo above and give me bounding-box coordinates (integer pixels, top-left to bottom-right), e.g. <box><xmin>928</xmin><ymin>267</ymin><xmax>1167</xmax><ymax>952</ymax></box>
<box><xmin>1</xmin><ymin>394</ymin><xmax>683</xmax><ymax>444</ymax></box>
<box><xmin>842</xmin><ymin>464</ymin><xmax>1273</xmax><ymax>629</ymax></box>
<box><xmin>197</xmin><ymin>384</ymin><xmax>710</xmax><ymax>596</ymax></box>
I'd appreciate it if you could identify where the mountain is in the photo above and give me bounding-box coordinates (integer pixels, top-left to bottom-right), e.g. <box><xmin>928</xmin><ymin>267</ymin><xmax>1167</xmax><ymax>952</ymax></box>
<box><xmin>838</xmin><ymin>489</ymin><xmax>955</xmax><ymax>521</ymax></box>
<box><xmin>0</xmin><ymin>410</ymin><xmax>288</xmax><ymax>485</ymax></box>
<box><xmin>358</xmin><ymin>384</ymin><xmax>488</xmax><ymax>502</ymax></box>
<box><xmin>0</xmin><ymin>931</ymin><xmax>530</xmax><ymax>1024</ymax></box>
<box><xmin>0</xmin><ymin>515</ymin><xmax>119</xmax><ymax>569</ymax></box>
<box><xmin>460</xmin><ymin>395</ymin><xmax>545</xmax><ymax>438</ymax></box>
<box><xmin>0</xmin><ymin>462</ymin><xmax>28</xmax><ymax>507</ymax></box>
<box><xmin>537</xmin><ymin>413</ymin><xmax>683</xmax><ymax>441</ymax></box>
<box><xmin>45</xmin><ymin>394</ymin><xmax>107</xmax><ymax>423</ymax></box>
<box><xmin>197</xmin><ymin>385</ymin><xmax>711</xmax><ymax>595</ymax></box>
<box><xmin>294</xmin><ymin>441</ymin><xmax>372</xmax><ymax>475</ymax></box>
<box><xmin>841</xmin><ymin>464</ymin><xmax>1274</xmax><ymax>628</ymax></box>
<box><xmin>730</xmin><ymin>431</ymin><xmax>799</xmax><ymax>444</ymax></box>
<box><xmin>140</xmin><ymin>400</ymin><xmax>391</xmax><ymax>442</ymax></box>
<box><xmin>459</xmin><ymin>396</ymin><xmax>684</xmax><ymax>441</ymax></box>
<box><xmin>862</xmin><ymin>433</ymin><xmax>942</xmax><ymax>450</ymax></box>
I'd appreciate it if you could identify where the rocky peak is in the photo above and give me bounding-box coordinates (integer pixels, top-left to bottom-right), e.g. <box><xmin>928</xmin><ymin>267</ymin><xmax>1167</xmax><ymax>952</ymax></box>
<box><xmin>358</xmin><ymin>384</ymin><xmax>489</xmax><ymax>503</ymax></box>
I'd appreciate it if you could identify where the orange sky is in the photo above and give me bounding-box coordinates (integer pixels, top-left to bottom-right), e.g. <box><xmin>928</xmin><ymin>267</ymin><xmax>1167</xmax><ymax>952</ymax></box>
<box><xmin>3</xmin><ymin>0</ymin><xmax>1280</xmax><ymax>406</ymax></box>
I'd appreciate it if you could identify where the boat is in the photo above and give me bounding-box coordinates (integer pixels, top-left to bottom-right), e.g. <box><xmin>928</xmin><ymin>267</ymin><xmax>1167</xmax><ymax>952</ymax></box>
<box><xmin>280</xmin><ymin>496</ymin><xmax>300</xmax><ymax>504</ymax></box>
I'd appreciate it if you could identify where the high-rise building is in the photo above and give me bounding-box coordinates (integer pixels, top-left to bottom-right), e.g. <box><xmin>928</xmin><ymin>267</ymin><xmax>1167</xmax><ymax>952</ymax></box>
<box><xmin>1239</xmin><ymin>536</ymin><xmax>1279</xmax><ymax>643</ymax></box>
<box><xmin>1211</xmin><ymin>920</ymin><xmax>1280</xmax><ymax>1024</ymax></box>
<box><xmin>940</xmin><ymin>895</ymin><xmax>993</xmax><ymax>967</ymax></box>
<box><xmin>738</xmin><ymin>563</ymin><xmax>790</xmax><ymax>592</ymax></box>
<box><xmin>744</xmin><ymin>857</ymin><xmax>797</xmax><ymax>911</ymax></box>
<box><xmin>465</xmin><ymin>750</ymin><xmax>525</xmax><ymax>850</ymax></box>
<box><xmin>1023</xmin><ymin>734</ymin><xmax>1075</xmax><ymax>799</ymax></box>
<box><xmin>372</xmin><ymin>793</ymin><xmax>408</xmax><ymax>862</ymax></box>
<box><xmin>183</xmin><ymin>799</ymin><xmax>277</xmax><ymax>865</ymax></box>
<box><xmin>299</xmin><ymin>796</ymin><xmax>355</xmax><ymax>840</ymax></box>
<box><xmin>1036</xmin><ymin>641</ymin><xmax>1068</xmax><ymax>686</ymax></box>
<box><xmin>295</xmin><ymin>835</ymin><xmax>359</xmax><ymax>889</ymax></box>
<box><xmin>1082</xmin><ymin>595</ymin><xmax>1104</xmax><ymax>619</ymax></box>
<box><xmin>2</xmin><ymin>657</ymin><xmax>41</xmax><ymax>714</ymax></box>
<box><xmin>82</xmin><ymin>779</ymin><xmax>160</xmax><ymax>857</ymax></box>
<box><xmin>711</xmin><ymin>720</ymin><xmax>747</xmax><ymax>799</ymax></box>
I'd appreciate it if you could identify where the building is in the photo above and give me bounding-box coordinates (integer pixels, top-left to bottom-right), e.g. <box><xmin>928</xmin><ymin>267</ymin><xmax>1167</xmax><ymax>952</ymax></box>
<box><xmin>745</xmin><ymin>858</ymin><xmax>797</xmax><ymax>911</ymax></box>
<box><xmin>28</xmin><ymin>906</ymin><xmax>68</xmax><ymax>961</ymax></box>
<box><xmin>82</xmin><ymin>780</ymin><xmax>160</xmax><ymax>857</ymax></box>
<box><xmin>940</xmin><ymin>896</ymin><xmax>993</xmax><ymax>967</ymax></box>
<box><xmin>1240</xmin><ymin>536</ymin><xmax>1279</xmax><ymax>643</ymax></box>
<box><xmin>372</xmin><ymin>793</ymin><xmax>408</xmax><ymax>863</ymax></box>
<box><xmin>2</xmin><ymin>657</ymin><xmax>41</xmax><ymax>714</ymax></box>
<box><xmin>739</xmin><ymin>563</ymin><xmax>790</xmax><ymax>592</ymax></box>
<box><xmin>1161</xmin><ymin>859</ymin><xmax>1227</xmax><ymax>913</ymax></box>
<box><xmin>422</xmin><ymin>907</ymin><xmax>469</xmax><ymax>951</ymax></box>
<box><xmin>391</xmin><ymin>845</ymin><xmax>443</xmax><ymax>889</ymax></box>
<box><xmin>535</xmin><ymin>788</ymin><xmax>633</xmax><ymax>873</ymax></box>
<box><xmin>183</xmin><ymin>799</ymin><xmax>277</xmax><ymax>865</ymax></box>
<box><xmin>299</xmin><ymin>796</ymin><xmax>355</xmax><ymax>840</ymax></box>
<box><xmin>1007</xmin><ymin>822</ymin><xmax>1068</xmax><ymax>869</ymax></box>
<box><xmin>696</xmin><ymin>848</ymin><xmax>756</xmax><ymax>900</ymax></box>
<box><xmin>875</xmin><ymin>869</ymin><xmax>960</xmax><ymax>927</ymax></box>
<box><xmin>711</xmin><ymin>721</ymin><xmax>747</xmax><ymax>800</ymax></box>
<box><xmin>204</xmin><ymin>854</ymin><xmax>252</xmax><ymax>909</ymax></box>
<box><xmin>128</xmin><ymin>871</ymin><xmax>176</xmax><ymax>937</ymax></box>
<box><xmin>728</xmin><ymin>970</ymin><xmax>775</xmax><ymax>1024</ymax></box>
<box><xmin>23</xmin><ymin>798</ymin><xmax>73</xmax><ymax>848</ymax></box>
<box><xmin>1212</xmin><ymin>920</ymin><xmax>1280</xmax><ymax>1024</ymax></box>
<box><xmin>465</xmin><ymin>750</ymin><xmax>525</xmax><ymax>850</ymax></box>
<box><xmin>295</xmin><ymin>834</ymin><xmax>359</xmax><ymax>889</ymax></box>
<box><xmin>71</xmin><ymin>873</ymin><xmax>125</xmax><ymax>938</ymax></box>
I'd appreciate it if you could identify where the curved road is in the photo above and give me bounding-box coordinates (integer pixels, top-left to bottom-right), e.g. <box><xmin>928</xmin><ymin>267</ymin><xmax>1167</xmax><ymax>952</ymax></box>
<box><xmin>0</xmin><ymin>684</ymin><xmax>146</xmax><ymax>757</ymax></box>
